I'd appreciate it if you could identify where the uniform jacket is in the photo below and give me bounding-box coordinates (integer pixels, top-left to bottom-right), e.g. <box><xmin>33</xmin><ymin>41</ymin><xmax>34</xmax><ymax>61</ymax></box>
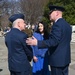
<box><xmin>32</xmin><ymin>32</ymin><xmax>48</xmax><ymax>57</ymax></box>
<box><xmin>5</xmin><ymin>28</ymin><xmax>33</xmax><ymax>72</ymax></box>
<box><xmin>38</xmin><ymin>18</ymin><xmax>72</xmax><ymax>67</ymax></box>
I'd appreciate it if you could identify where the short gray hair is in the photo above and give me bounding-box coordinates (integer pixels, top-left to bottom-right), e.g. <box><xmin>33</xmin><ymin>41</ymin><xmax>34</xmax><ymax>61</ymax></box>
<box><xmin>12</xmin><ymin>20</ymin><xmax>16</xmax><ymax>27</ymax></box>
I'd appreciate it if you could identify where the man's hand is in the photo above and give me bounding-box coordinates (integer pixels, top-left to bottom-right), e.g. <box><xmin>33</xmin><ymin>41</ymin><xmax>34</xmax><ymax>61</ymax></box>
<box><xmin>26</xmin><ymin>36</ymin><xmax>37</xmax><ymax>46</ymax></box>
<box><xmin>33</xmin><ymin>56</ymin><xmax>38</xmax><ymax>62</ymax></box>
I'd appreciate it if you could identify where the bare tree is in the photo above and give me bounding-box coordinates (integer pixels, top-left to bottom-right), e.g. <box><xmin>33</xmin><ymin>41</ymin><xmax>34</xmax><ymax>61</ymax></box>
<box><xmin>0</xmin><ymin>0</ymin><xmax>21</xmax><ymax>29</ymax></box>
<box><xmin>0</xmin><ymin>0</ymin><xmax>49</xmax><ymax>29</ymax></box>
<box><xmin>19</xmin><ymin>0</ymin><xmax>49</xmax><ymax>24</ymax></box>
<box><xmin>0</xmin><ymin>0</ymin><xmax>8</xmax><ymax>29</ymax></box>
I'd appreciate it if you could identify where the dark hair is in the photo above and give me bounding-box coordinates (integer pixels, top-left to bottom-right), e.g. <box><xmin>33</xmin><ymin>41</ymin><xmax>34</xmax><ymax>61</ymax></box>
<box><xmin>35</xmin><ymin>21</ymin><xmax>49</xmax><ymax>40</ymax></box>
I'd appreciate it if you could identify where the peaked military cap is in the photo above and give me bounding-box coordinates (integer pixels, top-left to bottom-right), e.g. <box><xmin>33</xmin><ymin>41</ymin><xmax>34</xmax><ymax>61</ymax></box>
<box><xmin>9</xmin><ymin>13</ymin><xmax>24</xmax><ymax>23</ymax></box>
<box><xmin>49</xmin><ymin>5</ymin><xmax>65</xmax><ymax>14</ymax></box>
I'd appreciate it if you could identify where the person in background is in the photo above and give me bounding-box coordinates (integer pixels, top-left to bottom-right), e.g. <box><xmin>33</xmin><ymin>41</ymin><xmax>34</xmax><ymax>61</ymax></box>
<box><xmin>3</xmin><ymin>27</ymin><xmax>11</xmax><ymax>36</ymax></box>
<box><xmin>26</xmin><ymin>5</ymin><xmax>72</xmax><ymax>75</ymax></box>
<box><xmin>32</xmin><ymin>21</ymin><xmax>50</xmax><ymax>75</ymax></box>
<box><xmin>5</xmin><ymin>13</ymin><xmax>33</xmax><ymax>75</ymax></box>
<box><xmin>31</xmin><ymin>24</ymin><xmax>35</xmax><ymax>33</ymax></box>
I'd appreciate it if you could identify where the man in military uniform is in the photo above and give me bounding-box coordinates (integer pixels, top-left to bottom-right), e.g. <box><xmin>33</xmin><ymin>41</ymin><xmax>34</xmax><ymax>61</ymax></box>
<box><xmin>26</xmin><ymin>5</ymin><xmax>72</xmax><ymax>75</ymax></box>
<box><xmin>5</xmin><ymin>14</ymin><xmax>33</xmax><ymax>75</ymax></box>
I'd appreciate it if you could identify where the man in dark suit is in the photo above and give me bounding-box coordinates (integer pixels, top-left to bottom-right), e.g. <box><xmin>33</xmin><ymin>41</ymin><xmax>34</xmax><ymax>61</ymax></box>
<box><xmin>5</xmin><ymin>14</ymin><xmax>33</xmax><ymax>75</ymax></box>
<box><xmin>26</xmin><ymin>5</ymin><xmax>72</xmax><ymax>75</ymax></box>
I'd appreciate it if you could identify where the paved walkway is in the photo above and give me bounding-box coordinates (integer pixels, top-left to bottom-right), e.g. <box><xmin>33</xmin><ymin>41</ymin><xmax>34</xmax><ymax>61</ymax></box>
<box><xmin>0</xmin><ymin>36</ymin><xmax>75</xmax><ymax>75</ymax></box>
<box><xmin>0</xmin><ymin>37</ymin><xmax>9</xmax><ymax>75</ymax></box>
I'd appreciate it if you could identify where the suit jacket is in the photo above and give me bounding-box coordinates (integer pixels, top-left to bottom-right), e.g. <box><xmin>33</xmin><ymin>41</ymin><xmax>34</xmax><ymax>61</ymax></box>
<box><xmin>38</xmin><ymin>18</ymin><xmax>72</xmax><ymax>67</ymax></box>
<box><xmin>5</xmin><ymin>28</ymin><xmax>33</xmax><ymax>72</ymax></box>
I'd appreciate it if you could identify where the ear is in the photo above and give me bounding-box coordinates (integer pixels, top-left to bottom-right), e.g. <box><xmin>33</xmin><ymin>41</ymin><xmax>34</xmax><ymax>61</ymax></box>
<box><xmin>17</xmin><ymin>22</ymin><xmax>20</xmax><ymax>27</ymax></box>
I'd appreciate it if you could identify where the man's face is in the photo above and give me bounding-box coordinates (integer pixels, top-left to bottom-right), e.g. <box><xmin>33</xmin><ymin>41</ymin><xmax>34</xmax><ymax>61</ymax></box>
<box><xmin>49</xmin><ymin>10</ymin><xmax>57</xmax><ymax>21</ymax></box>
<box><xmin>19</xmin><ymin>19</ymin><xmax>26</xmax><ymax>30</ymax></box>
